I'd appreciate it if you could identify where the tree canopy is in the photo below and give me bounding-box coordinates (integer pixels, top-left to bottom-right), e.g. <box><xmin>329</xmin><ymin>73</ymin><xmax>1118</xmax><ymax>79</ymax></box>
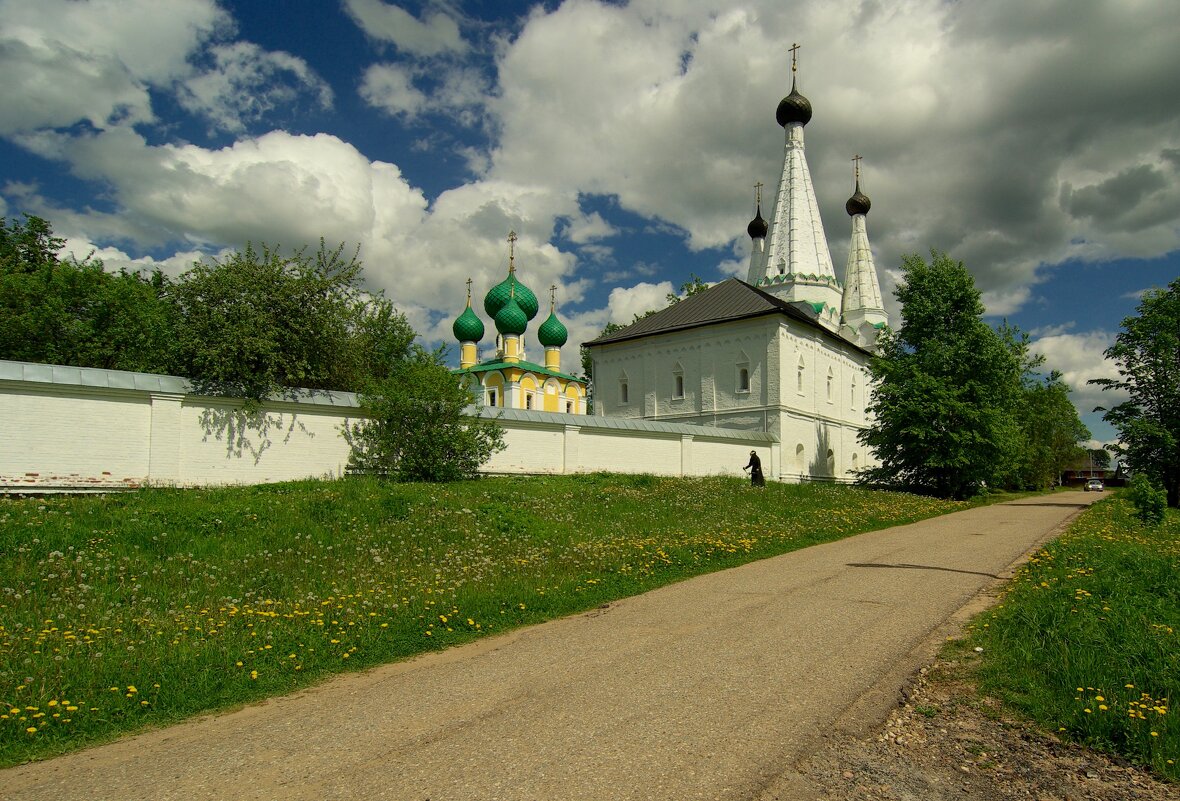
<box><xmin>1092</xmin><ymin>276</ymin><xmax>1180</xmax><ymax>507</ymax></box>
<box><xmin>859</xmin><ymin>251</ymin><xmax>1088</xmax><ymax>498</ymax></box>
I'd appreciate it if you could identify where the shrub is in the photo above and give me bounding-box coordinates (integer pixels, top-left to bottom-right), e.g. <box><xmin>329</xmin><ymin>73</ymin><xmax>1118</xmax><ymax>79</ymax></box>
<box><xmin>1126</xmin><ymin>473</ymin><xmax>1167</xmax><ymax>526</ymax></box>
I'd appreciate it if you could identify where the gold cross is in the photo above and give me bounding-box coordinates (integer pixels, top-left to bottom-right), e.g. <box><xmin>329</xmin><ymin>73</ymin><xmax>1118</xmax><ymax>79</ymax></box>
<box><xmin>465</xmin><ymin>276</ymin><xmax>473</xmax><ymax>303</ymax></box>
<box><xmin>754</xmin><ymin>181</ymin><xmax>764</xmax><ymax>207</ymax></box>
<box><xmin>550</xmin><ymin>284</ymin><xmax>557</xmax><ymax>311</ymax></box>
<box><xmin>507</xmin><ymin>230</ymin><xmax>517</xmax><ymax>272</ymax></box>
<box><xmin>789</xmin><ymin>43</ymin><xmax>800</xmax><ymax>73</ymax></box>
<box><xmin>852</xmin><ymin>154</ymin><xmax>862</xmax><ymax>184</ymax></box>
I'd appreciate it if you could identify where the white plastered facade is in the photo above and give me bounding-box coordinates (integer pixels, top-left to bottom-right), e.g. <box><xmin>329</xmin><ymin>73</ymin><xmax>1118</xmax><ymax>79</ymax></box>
<box><xmin>590</xmin><ymin>314</ymin><xmax>875</xmax><ymax>482</ymax></box>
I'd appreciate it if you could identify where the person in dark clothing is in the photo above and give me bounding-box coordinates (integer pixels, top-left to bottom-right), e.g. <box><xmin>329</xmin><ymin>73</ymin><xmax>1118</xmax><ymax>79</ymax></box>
<box><xmin>743</xmin><ymin>450</ymin><xmax>765</xmax><ymax>487</ymax></box>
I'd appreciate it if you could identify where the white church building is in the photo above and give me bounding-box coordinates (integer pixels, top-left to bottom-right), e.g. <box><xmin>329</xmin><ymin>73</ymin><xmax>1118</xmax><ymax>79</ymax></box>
<box><xmin>584</xmin><ymin>56</ymin><xmax>889</xmax><ymax>483</ymax></box>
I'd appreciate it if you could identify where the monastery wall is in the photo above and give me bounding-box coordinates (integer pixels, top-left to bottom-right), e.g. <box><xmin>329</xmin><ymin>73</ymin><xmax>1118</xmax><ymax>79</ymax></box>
<box><xmin>0</xmin><ymin>360</ymin><xmax>778</xmax><ymax>491</ymax></box>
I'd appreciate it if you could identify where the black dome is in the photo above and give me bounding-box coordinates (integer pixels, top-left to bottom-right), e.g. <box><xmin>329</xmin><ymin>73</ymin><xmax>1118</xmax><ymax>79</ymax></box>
<box><xmin>775</xmin><ymin>79</ymin><xmax>812</xmax><ymax>127</ymax></box>
<box><xmin>747</xmin><ymin>206</ymin><xmax>768</xmax><ymax>238</ymax></box>
<box><xmin>845</xmin><ymin>185</ymin><xmax>871</xmax><ymax>216</ymax></box>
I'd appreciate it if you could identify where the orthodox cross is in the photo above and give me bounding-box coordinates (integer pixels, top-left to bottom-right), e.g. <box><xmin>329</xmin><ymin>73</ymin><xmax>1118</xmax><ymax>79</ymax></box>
<box><xmin>549</xmin><ymin>284</ymin><xmax>557</xmax><ymax>312</ymax></box>
<box><xmin>789</xmin><ymin>42</ymin><xmax>800</xmax><ymax>73</ymax></box>
<box><xmin>507</xmin><ymin>230</ymin><xmax>517</xmax><ymax>272</ymax></box>
<box><xmin>465</xmin><ymin>276</ymin><xmax>473</xmax><ymax>304</ymax></box>
<box><xmin>754</xmin><ymin>181</ymin><xmax>764</xmax><ymax>209</ymax></box>
<box><xmin>852</xmin><ymin>154</ymin><xmax>862</xmax><ymax>186</ymax></box>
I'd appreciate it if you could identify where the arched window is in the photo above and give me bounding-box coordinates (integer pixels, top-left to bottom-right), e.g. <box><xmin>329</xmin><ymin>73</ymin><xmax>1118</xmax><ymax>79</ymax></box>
<box><xmin>672</xmin><ymin>363</ymin><xmax>684</xmax><ymax>399</ymax></box>
<box><xmin>736</xmin><ymin>351</ymin><xmax>750</xmax><ymax>393</ymax></box>
<box><xmin>795</xmin><ymin>443</ymin><xmax>805</xmax><ymax>473</ymax></box>
<box><xmin>487</xmin><ymin>388</ymin><xmax>498</xmax><ymax>407</ymax></box>
<box><xmin>826</xmin><ymin>448</ymin><xmax>835</xmax><ymax>476</ymax></box>
<box><xmin>796</xmin><ymin>356</ymin><xmax>805</xmax><ymax>394</ymax></box>
<box><xmin>619</xmin><ymin>371</ymin><xmax>629</xmax><ymax>405</ymax></box>
<box><xmin>826</xmin><ymin>367</ymin><xmax>834</xmax><ymax>403</ymax></box>
<box><xmin>850</xmin><ymin>375</ymin><xmax>857</xmax><ymax>408</ymax></box>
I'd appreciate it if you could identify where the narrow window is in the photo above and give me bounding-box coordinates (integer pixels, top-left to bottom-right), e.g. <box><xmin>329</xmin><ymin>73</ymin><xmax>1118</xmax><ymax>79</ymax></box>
<box><xmin>826</xmin><ymin>368</ymin><xmax>834</xmax><ymax>403</ymax></box>
<box><xmin>488</xmin><ymin>389</ymin><xmax>498</xmax><ymax>407</ymax></box>
<box><xmin>525</xmin><ymin>393</ymin><xmax>532</xmax><ymax>410</ymax></box>
<box><xmin>565</xmin><ymin>401</ymin><xmax>573</xmax><ymax>414</ymax></box>
<box><xmin>674</xmin><ymin>373</ymin><xmax>684</xmax><ymax>398</ymax></box>
<box><xmin>738</xmin><ymin>367</ymin><xmax>750</xmax><ymax>392</ymax></box>
<box><xmin>851</xmin><ymin>375</ymin><xmax>857</xmax><ymax>408</ymax></box>
<box><xmin>795</xmin><ymin>443</ymin><xmax>805</xmax><ymax>473</ymax></box>
<box><xmin>620</xmin><ymin>381</ymin><xmax>629</xmax><ymax>404</ymax></box>
<box><xmin>797</xmin><ymin>357</ymin><xmax>804</xmax><ymax>394</ymax></box>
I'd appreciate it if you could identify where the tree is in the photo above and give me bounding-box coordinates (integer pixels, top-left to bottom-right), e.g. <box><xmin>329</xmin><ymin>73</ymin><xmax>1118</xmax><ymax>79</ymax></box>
<box><xmin>0</xmin><ymin>215</ymin><xmax>176</xmax><ymax>372</ymax></box>
<box><xmin>169</xmin><ymin>240</ymin><xmax>388</xmax><ymax>403</ymax></box>
<box><xmin>1091</xmin><ymin>276</ymin><xmax>1180</xmax><ymax>507</ymax></box>
<box><xmin>1015</xmin><ymin>371</ymin><xmax>1090</xmax><ymax>489</ymax></box>
<box><xmin>1087</xmin><ymin>448</ymin><xmax>1112</xmax><ymax>470</ymax></box>
<box><xmin>347</xmin><ymin>348</ymin><xmax>505</xmax><ymax>482</ymax></box>
<box><xmin>858</xmin><ymin>251</ymin><xmax>1025</xmax><ymax>499</ymax></box>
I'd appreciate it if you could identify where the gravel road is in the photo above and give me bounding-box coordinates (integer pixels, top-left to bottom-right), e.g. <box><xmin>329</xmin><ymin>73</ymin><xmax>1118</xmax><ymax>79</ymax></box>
<box><xmin>3</xmin><ymin>493</ymin><xmax>1100</xmax><ymax>801</ymax></box>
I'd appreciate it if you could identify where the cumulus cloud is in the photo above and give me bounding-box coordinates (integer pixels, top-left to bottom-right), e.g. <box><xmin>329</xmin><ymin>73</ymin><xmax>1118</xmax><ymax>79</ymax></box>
<box><xmin>343</xmin><ymin>0</ymin><xmax>467</xmax><ymax>57</ymax></box>
<box><xmin>179</xmin><ymin>42</ymin><xmax>334</xmax><ymax>133</ymax></box>
<box><xmin>0</xmin><ymin>0</ymin><xmax>226</xmax><ymax>134</ymax></box>
<box><xmin>1029</xmin><ymin>330</ymin><xmax>1127</xmax><ymax>420</ymax></box>
<box><xmin>360</xmin><ymin>61</ymin><xmax>490</xmax><ymax>125</ymax></box>
<box><xmin>607</xmin><ymin>281</ymin><xmax>675</xmax><ymax>325</ymax></box>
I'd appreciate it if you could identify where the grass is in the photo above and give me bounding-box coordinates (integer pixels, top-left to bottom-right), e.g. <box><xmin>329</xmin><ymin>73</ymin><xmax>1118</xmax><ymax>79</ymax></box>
<box><xmin>968</xmin><ymin>493</ymin><xmax>1179</xmax><ymax>780</ymax></box>
<box><xmin>0</xmin><ymin>473</ymin><xmax>965</xmax><ymax>766</ymax></box>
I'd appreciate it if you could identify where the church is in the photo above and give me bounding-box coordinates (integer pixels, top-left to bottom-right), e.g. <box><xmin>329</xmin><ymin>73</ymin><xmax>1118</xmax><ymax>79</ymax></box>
<box><xmin>583</xmin><ymin>52</ymin><xmax>889</xmax><ymax>482</ymax></box>
<box><xmin>451</xmin><ymin>235</ymin><xmax>589</xmax><ymax>415</ymax></box>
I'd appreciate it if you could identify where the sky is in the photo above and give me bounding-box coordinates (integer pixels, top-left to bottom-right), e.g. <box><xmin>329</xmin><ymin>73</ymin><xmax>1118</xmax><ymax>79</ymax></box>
<box><xmin>2</xmin><ymin>0</ymin><xmax>1178</xmax><ymax>447</ymax></box>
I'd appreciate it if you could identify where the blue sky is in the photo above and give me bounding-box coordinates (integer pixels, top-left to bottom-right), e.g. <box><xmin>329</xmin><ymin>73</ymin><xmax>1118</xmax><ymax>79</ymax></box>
<box><xmin>2</xmin><ymin>0</ymin><xmax>1178</xmax><ymax>446</ymax></box>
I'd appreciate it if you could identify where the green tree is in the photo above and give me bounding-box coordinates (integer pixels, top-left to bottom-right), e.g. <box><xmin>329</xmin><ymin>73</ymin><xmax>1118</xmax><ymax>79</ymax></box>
<box><xmin>1091</xmin><ymin>276</ymin><xmax>1180</xmax><ymax>507</ymax></box>
<box><xmin>1015</xmin><ymin>371</ymin><xmax>1090</xmax><ymax>489</ymax></box>
<box><xmin>169</xmin><ymin>240</ymin><xmax>384</xmax><ymax>402</ymax></box>
<box><xmin>0</xmin><ymin>215</ymin><xmax>175</xmax><ymax>372</ymax></box>
<box><xmin>859</xmin><ymin>251</ymin><xmax>1024</xmax><ymax>499</ymax></box>
<box><xmin>347</xmin><ymin>348</ymin><xmax>505</xmax><ymax>482</ymax></box>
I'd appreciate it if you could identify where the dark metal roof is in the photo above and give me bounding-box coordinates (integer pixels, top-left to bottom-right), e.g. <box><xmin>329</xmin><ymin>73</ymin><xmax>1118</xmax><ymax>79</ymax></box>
<box><xmin>584</xmin><ymin>278</ymin><xmax>870</xmax><ymax>355</ymax></box>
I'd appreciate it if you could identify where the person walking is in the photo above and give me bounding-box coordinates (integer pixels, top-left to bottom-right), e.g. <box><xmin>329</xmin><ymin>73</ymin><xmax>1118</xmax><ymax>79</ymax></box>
<box><xmin>743</xmin><ymin>450</ymin><xmax>765</xmax><ymax>487</ymax></box>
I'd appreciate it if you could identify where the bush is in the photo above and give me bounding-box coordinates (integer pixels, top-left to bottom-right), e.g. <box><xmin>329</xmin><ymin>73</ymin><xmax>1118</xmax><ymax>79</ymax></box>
<box><xmin>1126</xmin><ymin>473</ymin><xmax>1167</xmax><ymax>526</ymax></box>
<box><xmin>346</xmin><ymin>350</ymin><xmax>505</xmax><ymax>482</ymax></box>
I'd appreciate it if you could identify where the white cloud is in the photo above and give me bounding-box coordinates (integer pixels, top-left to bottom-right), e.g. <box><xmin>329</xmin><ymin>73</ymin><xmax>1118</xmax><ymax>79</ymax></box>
<box><xmin>179</xmin><ymin>42</ymin><xmax>333</xmax><ymax>133</ymax></box>
<box><xmin>607</xmin><ymin>281</ymin><xmax>675</xmax><ymax>325</ymax></box>
<box><xmin>563</xmin><ymin>211</ymin><xmax>617</xmax><ymax>244</ymax></box>
<box><xmin>0</xmin><ymin>0</ymin><xmax>226</xmax><ymax>135</ymax></box>
<box><xmin>359</xmin><ymin>61</ymin><xmax>489</xmax><ymax>125</ymax></box>
<box><xmin>1029</xmin><ymin>330</ymin><xmax>1126</xmax><ymax>420</ymax></box>
<box><xmin>343</xmin><ymin>0</ymin><xmax>467</xmax><ymax>57</ymax></box>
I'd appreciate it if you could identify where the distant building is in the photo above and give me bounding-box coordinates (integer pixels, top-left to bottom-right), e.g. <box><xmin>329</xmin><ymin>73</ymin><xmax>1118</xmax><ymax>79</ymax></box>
<box><xmin>584</xmin><ymin>49</ymin><xmax>888</xmax><ymax>482</ymax></box>
<box><xmin>450</xmin><ymin>237</ymin><xmax>587</xmax><ymax>414</ymax></box>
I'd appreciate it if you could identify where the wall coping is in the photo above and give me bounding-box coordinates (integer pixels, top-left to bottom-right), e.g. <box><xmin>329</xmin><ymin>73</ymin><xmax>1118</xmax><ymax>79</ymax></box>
<box><xmin>0</xmin><ymin>360</ymin><xmax>359</xmax><ymax>408</ymax></box>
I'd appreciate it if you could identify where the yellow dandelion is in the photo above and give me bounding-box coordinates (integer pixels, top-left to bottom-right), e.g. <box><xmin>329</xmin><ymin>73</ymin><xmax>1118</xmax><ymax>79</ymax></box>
<box><xmin>25</xmin><ymin>727</ymin><xmax>36</xmax><ymax>734</ymax></box>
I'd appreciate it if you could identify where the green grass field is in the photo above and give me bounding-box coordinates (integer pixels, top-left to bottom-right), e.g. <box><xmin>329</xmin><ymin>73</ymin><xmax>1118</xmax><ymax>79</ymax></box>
<box><xmin>969</xmin><ymin>494</ymin><xmax>1179</xmax><ymax>780</ymax></box>
<box><xmin>0</xmin><ymin>474</ymin><xmax>964</xmax><ymax>766</ymax></box>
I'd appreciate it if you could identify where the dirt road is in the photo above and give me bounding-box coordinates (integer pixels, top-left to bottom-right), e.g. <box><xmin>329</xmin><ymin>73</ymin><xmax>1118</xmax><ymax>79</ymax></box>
<box><xmin>3</xmin><ymin>494</ymin><xmax>1099</xmax><ymax>801</ymax></box>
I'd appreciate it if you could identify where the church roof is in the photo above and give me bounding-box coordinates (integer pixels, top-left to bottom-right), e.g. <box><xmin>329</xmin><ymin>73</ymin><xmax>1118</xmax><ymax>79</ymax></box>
<box><xmin>584</xmin><ymin>278</ymin><xmax>871</xmax><ymax>354</ymax></box>
<box><xmin>454</xmin><ymin>358</ymin><xmax>585</xmax><ymax>385</ymax></box>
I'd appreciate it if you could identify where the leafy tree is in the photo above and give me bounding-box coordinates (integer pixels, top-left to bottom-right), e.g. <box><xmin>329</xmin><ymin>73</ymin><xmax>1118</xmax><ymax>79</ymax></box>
<box><xmin>169</xmin><ymin>240</ymin><xmax>388</xmax><ymax>403</ymax></box>
<box><xmin>1091</xmin><ymin>276</ymin><xmax>1180</xmax><ymax>506</ymax></box>
<box><xmin>859</xmin><ymin>251</ymin><xmax>1024</xmax><ymax>499</ymax></box>
<box><xmin>1015</xmin><ymin>371</ymin><xmax>1090</xmax><ymax>489</ymax></box>
<box><xmin>1086</xmin><ymin>448</ymin><xmax>1112</xmax><ymax>470</ymax></box>
<box><xmin>347</xmin><ymin>348</ymin><xmax>505</xmax><ymax>482</ymax></box>
<box><xmin>665</xmin><ymin>273</ymin><xmax>710</xmax><ymax>305</ymax></box>
<box><xmin>0</xmin><ymin>215</ymin><xmax>175</xmax><ymax>372</ymax></box>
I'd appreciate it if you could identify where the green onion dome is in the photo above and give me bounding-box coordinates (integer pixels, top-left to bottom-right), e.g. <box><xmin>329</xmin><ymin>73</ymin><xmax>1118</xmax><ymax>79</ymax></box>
<box><xmin>452</xmin><ymin>303</ymin><xmax>484</xmax><ymax>343</ymax></box>
<box><xmin>537</xmin><ymin>310</ymin><xmax>568</xmax><ymax>347</ymax></box>
<box><xmin>494</xmin><ymin>293</ymin><xmax>528</xmax><ymax>336</ymax></box>
<box><xmin>484</xmin><ymin>272</ymin><xmax>539</xmax><ymax>322</ymax></box>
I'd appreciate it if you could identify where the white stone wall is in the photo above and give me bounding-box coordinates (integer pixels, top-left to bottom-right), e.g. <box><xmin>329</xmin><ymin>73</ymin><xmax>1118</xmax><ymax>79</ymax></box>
<box><xmin>1</xmin><ymin>361</ymin><xmax>778</xmax><ymax>490</ymax></box>
<box><xmin>589</xmin><ymin>315</ymin><xmax>878</xmax><ymax>482</ymax></box>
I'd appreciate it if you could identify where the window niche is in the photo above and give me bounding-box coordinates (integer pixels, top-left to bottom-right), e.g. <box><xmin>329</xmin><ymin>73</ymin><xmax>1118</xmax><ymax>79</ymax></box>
<box><xmin>672</xmin><ymin>363</ymin><xmax>685</xmax><ymax>400</ymax></box>
<box><xmin>736</xmin><ymin>352</ymin><xmax>750</xmax><ymax>394</ymax></box>
<box><xmin>619</xmin><ymin>371</ymin><xmax>630</xmax><ymax>405</ymax></box>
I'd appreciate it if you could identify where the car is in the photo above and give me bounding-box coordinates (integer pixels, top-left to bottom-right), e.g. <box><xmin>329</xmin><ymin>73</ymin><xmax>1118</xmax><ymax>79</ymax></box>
<box><xmin>1085</xmin><ymin>479</ymin><xmax>1104</xmax><ymax>492</ymax></box>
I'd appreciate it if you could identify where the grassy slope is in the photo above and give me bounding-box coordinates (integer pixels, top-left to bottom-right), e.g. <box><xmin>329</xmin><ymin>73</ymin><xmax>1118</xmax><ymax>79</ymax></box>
<box><xmin>969</xmin><ymin>495</ymin><xmax>1179</xmax><ymax>780</ymax></box>
<box><xmin>0</xmin><ymin>474</ymin><xmax>963</xmax><ymax>766</ymax></box>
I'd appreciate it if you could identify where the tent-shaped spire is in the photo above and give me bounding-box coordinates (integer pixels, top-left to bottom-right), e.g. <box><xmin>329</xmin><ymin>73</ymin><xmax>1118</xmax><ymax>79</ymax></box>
<box><xmin>748</xmin><ymin>43</ymin><xmax>842</xmax><ymax>327</ymax></box>
<box><xmin>840</xmin><ymin>155</ymin><xmax>888</xmax><ymax>344</ymax></box>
